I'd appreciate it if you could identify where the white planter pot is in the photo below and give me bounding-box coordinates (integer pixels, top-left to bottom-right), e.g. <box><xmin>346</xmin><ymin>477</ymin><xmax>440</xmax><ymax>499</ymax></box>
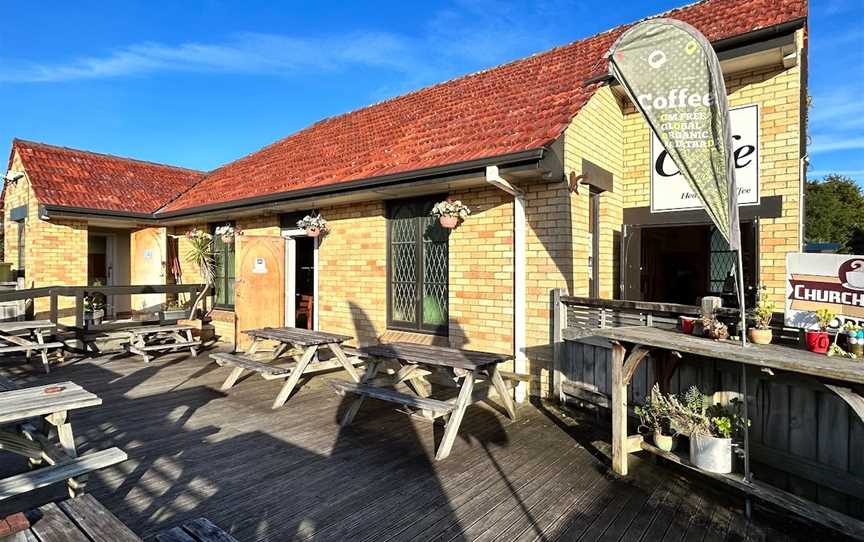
<box><xmin>689</xmin><ymin>434</ymin><xmax>732</xmax><ymax>474</ymax></box>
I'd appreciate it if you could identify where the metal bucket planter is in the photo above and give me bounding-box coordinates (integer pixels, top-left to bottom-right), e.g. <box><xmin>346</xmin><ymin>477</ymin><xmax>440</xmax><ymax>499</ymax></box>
<box><xmin>689</xmin><ymin>434</ymin><xmax>732</xmax><ymax>473</ymax></box>
<box><xmin>162</xmin><ymin>309</ymin><xmax>188</xmax><ymax>321</ymax></box>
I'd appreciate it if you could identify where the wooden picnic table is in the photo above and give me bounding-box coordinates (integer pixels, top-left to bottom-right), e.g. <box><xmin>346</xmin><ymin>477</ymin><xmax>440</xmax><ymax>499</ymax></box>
<box><xmin>329</xmin><ymin>342</ymin><xmax>516</xmax><ymax>460</ymax></box>
<box><xmin>0</xmin><ymin>320</ymin><xmax>64</xmax><ymax>374</ymax></box>
<box><xmin>588</xmin><ymin>325</ymin><xmax>864</xmax><ymax>540</ymax></box>
<box><xmin>212</xmin><ymin>327</ymin><xmax>363</xmax><ymax>409</ymax></box>
<box><xmin>123</xmin><ymin>323</ymin><xmax>200</xmax><ymax>363</ymax></box>
<box><xmin>0</xmin><ymin>381</ymin><xmax>112</xmax><ymax>497</ymax></box>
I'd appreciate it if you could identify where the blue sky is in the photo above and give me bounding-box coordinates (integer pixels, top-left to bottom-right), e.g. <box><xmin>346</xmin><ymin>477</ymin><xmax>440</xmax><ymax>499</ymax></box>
<box><xmin>1</xmin><ymin>1</ymin><xmax>862</xmax><ymax>186</ymax></box>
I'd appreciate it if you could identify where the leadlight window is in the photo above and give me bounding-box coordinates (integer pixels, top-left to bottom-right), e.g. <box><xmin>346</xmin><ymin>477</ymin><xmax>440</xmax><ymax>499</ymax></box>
<box><xmin>387</xmin><ymin>197</ymin><xmax>449</xmax><ymax>334</ymax></box>
<box><xmin>211</xmin><ymin>224</ymin><xmax>236</xmax><ymax>308</ymax></box>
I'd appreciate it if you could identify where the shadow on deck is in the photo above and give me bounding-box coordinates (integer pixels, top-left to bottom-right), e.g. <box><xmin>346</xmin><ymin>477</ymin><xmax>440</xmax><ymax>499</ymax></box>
<box><xmin>0</xmin><ymin>351</ymin><xmax>815</xmax><ymax>541</ymax></box>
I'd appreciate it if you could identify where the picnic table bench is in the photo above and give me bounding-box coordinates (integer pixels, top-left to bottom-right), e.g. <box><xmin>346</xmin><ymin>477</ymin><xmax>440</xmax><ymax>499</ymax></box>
<box><xmin>0</xmin><ymin>320</ymin><xmax>64</xmax><ymax>374</ymax></box>
<box><xmin>211</xmin><ymin>327</ymin><xmax>364</xmax><ymax>409</ymax></box>
<box><xmin>12</xmin><ymin>493</ymin><xmax>141</xmax><ymax>541</ymax></box>
<box><xmin>123</xmin><ymin>324</ymin><xmax>200</xmax><ymax>363</ymax></box>
<box><xmin>329</xmin><ymin>342</ymin><xmax>516</xmax><ymax>460</ymax></box>
<box><xmin>0</xmin><ymin>381</ymin><xmax>125</xmax><ymax>498</ymax></box>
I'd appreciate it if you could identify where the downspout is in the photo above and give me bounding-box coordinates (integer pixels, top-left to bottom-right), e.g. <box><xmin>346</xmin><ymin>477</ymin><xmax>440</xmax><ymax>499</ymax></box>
<box><xmin>485</xmin><ymin>166</ymin><xmax>527</xmax><ymax>403</ymax></box>
<box><xmin>799</xmin><ymin>154</ymin><xmax>808</xmax><ymax>251</ymax></box>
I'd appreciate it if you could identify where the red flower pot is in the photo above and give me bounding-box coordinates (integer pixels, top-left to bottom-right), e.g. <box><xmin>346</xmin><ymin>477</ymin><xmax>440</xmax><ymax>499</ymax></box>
<box><xmin>805</xmin><ymin>330</ymin><xmax>830</xmax><ymax>353</ymax></box>
<box><xmin>306</xmin><ymin>227</ymin><xmax>321</xmax><ymax>237</ymax></box>
<box><xmin>680</xmin><ymin>317</ymin><xmax>696</xmax><ymax>334</ymax></box>
<box><xmin>439</xmin><ymin>216</ymin><xmax>459</xmax><ymax>229</ymax></box>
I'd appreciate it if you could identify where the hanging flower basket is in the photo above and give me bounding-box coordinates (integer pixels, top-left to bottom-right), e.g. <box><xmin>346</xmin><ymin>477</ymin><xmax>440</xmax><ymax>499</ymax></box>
<box><xmin>215</xmin><ymin>224</ymin><xmax>236</xmax><ymax>244</ymax></box>
<box><xmin>431</xmin><ymin>200</ymin><xmax>470</xmax><ymax>229</ymax></box>
<box><xmin>297</xmin><ymin>213</ymin><xmax>328</xmax><ymax>237</ymax></box>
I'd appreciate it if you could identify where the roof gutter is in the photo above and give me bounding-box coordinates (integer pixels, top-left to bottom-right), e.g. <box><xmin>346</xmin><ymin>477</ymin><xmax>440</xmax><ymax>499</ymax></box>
<box><xmin>582</xmin><ymin>17</ymin><xmax>807</xmax><ymax>86</ymax></box>
<box><xmin>154</xmin><ymin>147</ymin><xmax>547</xmax><ymax>219</ymax></box>
<box><xmin>37</xmin><ymin>147</ymin><xmax>548</xmax><ymax>224</ymax></box>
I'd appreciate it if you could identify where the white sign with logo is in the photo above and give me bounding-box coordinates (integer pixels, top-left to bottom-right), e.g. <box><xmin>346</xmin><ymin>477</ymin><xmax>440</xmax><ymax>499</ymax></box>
<box><xmin>785</xmin><ymin>253</ymin><xmax>864</xmax><ymax>329</ymax></box>
<box><xmin>651</xmin><ymin>104</ymin><xmax>759</xmax><ymax>212</ymax></box>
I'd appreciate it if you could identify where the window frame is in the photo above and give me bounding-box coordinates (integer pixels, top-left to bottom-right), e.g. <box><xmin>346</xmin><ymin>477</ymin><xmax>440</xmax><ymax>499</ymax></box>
<box><xmin>210</xmin><ymin>223</ymin><xmax>236</xmax><ymax>310</ymax></box>
<box><xmin>15</xmin><ymin>219</ymin><xmax>25</xmax><ymax>279</ymax></box>
<box><xmin>386</xmin><ymin>196</ymin><xmax>449</xmax><ymax>336</ymax></box>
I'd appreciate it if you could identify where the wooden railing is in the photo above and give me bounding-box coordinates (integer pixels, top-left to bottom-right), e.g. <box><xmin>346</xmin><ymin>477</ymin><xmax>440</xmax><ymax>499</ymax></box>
<box><xmin>0</xmin><ymin>284</ymin><xmax>207</xmax><ymax>328</ymax></box>
<box><xmin>550</xmin><ymin>289</ymin><xmax>864</xmax><ymax>524</ymax></box>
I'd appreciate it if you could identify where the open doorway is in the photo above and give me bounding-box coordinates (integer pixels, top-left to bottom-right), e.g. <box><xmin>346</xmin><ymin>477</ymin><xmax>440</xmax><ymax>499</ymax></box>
<box><xmin>629</xmin><ymin>222</ymin><xmax>757</xmax><ymax>307</ymax></box>
<box><xmin>293</xmin><ymin>237</ymin><xmax>315</xmax><ymax>329</ymax></box>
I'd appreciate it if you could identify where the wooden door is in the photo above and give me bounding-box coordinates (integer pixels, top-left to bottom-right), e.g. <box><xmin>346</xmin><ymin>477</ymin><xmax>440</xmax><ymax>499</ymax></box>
<box><xmin>235</xmin><ymin>236</ymin><xmax>285</xmax><ymax>351</ymax></box>
<box><xmin>130</xmin><ymin>228</ymin><xmax>166</xmax><ymax>315</ymax></box>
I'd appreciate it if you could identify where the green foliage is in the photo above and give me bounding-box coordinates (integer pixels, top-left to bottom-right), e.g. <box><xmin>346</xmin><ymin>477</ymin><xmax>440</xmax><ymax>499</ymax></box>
<box><xmin>749</xmin><ymin>285</ymin><xmax>775</xmax><ymax>329</ymax></box>
<box><xmin>846</xmin><ymin>226</ymin><xmax>864</xmax><ymax>255</ymax></box>
<box><xmin>643</xmin><ymin>385</ymin><xmax>750</xmax><ymax>439</ymax></box>
<box><xmin>815</xmin><ymin>308</ymin><xmax>836</xmax><ymax>331</ymax></box>
<box><xmin>805</xmin><ymin>174</ymin><xmax>864</xmax><ymax>247</ymax></box>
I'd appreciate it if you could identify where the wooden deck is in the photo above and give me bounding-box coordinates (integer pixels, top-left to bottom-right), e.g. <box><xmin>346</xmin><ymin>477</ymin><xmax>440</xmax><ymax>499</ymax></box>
<box><xmin>0</xmin><ymin>350</ymin><xmax>822</xmax><ymax>541</ymax></box>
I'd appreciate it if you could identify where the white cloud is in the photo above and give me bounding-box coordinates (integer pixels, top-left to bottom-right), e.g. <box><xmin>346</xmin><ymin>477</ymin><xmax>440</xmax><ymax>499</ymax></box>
<box><xmin>0</xmin><ymin>31</ymin><xmax>416</xmax><ymax>83</ymax></box>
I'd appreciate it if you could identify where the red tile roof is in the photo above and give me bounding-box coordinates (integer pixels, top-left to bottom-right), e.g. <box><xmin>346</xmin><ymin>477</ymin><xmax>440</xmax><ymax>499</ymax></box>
<box><xmin>10</xmin><ymin>139</ymin><xmax>205</xmax><ymax>214</ymax></box>
<box><xmin>8</xmin><ymin>0</ymin><xmax>806</xmax><ymax>216</ymax></box>
<box><xmin>163</xmin><ymin>0</ymin><xmax>806</xmax><ymax>213</ymax></box>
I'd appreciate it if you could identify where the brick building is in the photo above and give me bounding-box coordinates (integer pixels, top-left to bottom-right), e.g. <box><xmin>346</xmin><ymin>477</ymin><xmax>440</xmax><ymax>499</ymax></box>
<box><xmin>1</xmin><ymin>0</ymin><xmax>808</xmax><ymax>397</ymax></box>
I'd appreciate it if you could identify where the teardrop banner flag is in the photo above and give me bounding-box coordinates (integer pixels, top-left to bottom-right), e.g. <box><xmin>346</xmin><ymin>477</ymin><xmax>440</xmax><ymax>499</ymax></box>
<box><xmin>606</xmin><ymin>18</ymin><xmax>740</xmax><ymax>251</ymax></box>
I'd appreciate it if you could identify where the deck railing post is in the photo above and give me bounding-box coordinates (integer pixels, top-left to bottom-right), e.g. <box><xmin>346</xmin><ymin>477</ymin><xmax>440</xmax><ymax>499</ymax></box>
<box><xmin>552</xmin><ymin>288</ymin><xmax>566</xmax><ymax>403</ymax></box>
<box><xmin>49</xmin><ymin>291</ymin><xmax>58</xmax><ymax>325</ymax></box>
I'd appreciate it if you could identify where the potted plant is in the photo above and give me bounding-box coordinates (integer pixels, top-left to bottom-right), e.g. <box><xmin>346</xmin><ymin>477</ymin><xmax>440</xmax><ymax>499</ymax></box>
<box><xmin>83</xmin><ymin>295</ymin><xmax>105</xmax><ymax>328</ymax></box>
<box><xmin>184</xmin><ymin>228</ymin><xmax>216</xmax><ymax>319</ymax></box>
<box><xmin>669</xmin><ymin>387</ymin><xmax>749</xmax><ymax>474</ymax></box>
<box><xmin>215</xmin><ymin>224</ymin><xmax>237</xmax><ymax>244</ymax></box>
<box><xmin>635</xmin><ymin>384</ymin><xmax>677</xmax><ymax>451</ymax></box>
<box><xmin>805</xmin><ymin>308</ymin><xmax>835</xmax><ymax>354</ymax></box>
<box><xmin>430</xmin><ymin>200</ymin><xmax>470</xmax><ymax>229</ymax></box>
<box><xmin>747</xmin><ymin>285</ymin><xmax>775</xmax><ymax>344</ymax></box>
<box><xmin>162</xmin><ymin>300</ymin><xmax>189</xmax><ymax>321</ymax></box>
<box><xmin>296</xmin><ymin>214</ymin><xmax>328</xmax><ymax>237</ymax></box>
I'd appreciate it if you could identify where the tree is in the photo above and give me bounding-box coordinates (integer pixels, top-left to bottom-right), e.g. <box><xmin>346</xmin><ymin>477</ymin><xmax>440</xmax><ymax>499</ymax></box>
<box><xmin>804</xmin><ymin>174</ymin><xmax>864</xmax><ymax>247</ymax></box>
<box><xmin>845</xmin><ymin>226</ymin><xmax>864</xmax><ymax>255</ymax></box>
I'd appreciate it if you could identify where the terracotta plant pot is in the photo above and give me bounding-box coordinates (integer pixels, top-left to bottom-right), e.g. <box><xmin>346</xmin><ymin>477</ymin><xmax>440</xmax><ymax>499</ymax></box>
<box><xmin>747</xmin><ymin>327</ymin><xmax>773</xmax><ymax>345</ymax></box>
<box><xmin>306</xmin><ymin>227</ymin><xmax>321</xmax><ymax>237</ymax></box>
<box><xmin>805</xmin><ymin>330</ymin><xmax>830</xmax><ymax>353</ymax></box>
<box><xmin>439</xmin><ymin>215</ymin><xmax>459</xmax><ymax>229</ymax></box>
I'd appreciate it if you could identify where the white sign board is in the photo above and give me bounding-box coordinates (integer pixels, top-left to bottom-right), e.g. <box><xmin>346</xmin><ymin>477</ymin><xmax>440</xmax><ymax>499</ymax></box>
<box><xmin>785</xmin><ymin>253</ymin><xmax>864</xmax><ymax>330</ymax></box>
<box><xmin>651</xmin><ymin>104</ymin><xmax>759</xmax><ymax>212</ymax></box>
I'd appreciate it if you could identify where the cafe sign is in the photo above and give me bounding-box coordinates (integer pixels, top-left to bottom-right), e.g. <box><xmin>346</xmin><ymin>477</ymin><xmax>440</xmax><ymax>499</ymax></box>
<box><xmin>651</xmin><ymin>104</ymin><xmax>759</xmax><ymax>212</ymax></box>
<box><xmin>786</xmin><ymin>253</ymin><xmax>864</xmax><ymax>329</ymax></box>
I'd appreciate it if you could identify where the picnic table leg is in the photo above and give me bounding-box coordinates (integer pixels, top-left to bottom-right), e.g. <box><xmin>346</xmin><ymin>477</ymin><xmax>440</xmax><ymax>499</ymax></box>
<box><xmin>247</xmin><ymin>336</ymin><xmax>263</xmax><ymax>357</ymax></box>
<box><xmin>340</xmin><ymin>359</ymin><xmax>381</xmax><ymax>427</ymax></box>
<box><xmin>489</xmin><ymin>365</ymin><xmax>517</xmax><ymax>420</ymax></box>
<box><xmin>271</xmin><ymin>342</ymin><xmax>291</xmax><ymax>361</ymax></box>
<box><xmin>34</xmin><ymin>330</ymin><xmax>50</xmax><ymax>374</ymax></box>
<box><xmin>221</xmin><ymin>367</ymin><xmax>246</xmax><ymax>391</ymax></box>
<box><xmin>327</xmin><ymin>343</ymin><xmax>361</xmax><ymax>382</ymax></box>
<box><xmin>272</xmin><ymin>345</ymin><xmax>317</xmax><ymax>409</ymax></box>
<box><xmin>436</xmin><ymin>371</ymin><xmax>475</xmax><ymax>460</ymax></box>
<box><xmin>184</xmin><ymin>328</ymin><xmax>198</xmax><ymax>356</ymax></box>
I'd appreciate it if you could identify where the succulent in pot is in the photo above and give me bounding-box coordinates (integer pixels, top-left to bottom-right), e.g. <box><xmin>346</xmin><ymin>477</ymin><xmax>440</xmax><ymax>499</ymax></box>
<box><xmin>296</xmin><ymin>214</ymin><xmax>328</xmax><ymax>237</ymax></box>
<box><xmin>805</xmin><ymin>308</ymin><xmax>835</xmax><ymax>354</ymax></box>
<box><xmin>747</xmin><ymin>285</ymin><xmax>775</xmax><ymax>344</ymax></box>
<box><xmin>430</xmin><ymin>200</ymin><xmax>470</xmax><ymax>229</ymax></box>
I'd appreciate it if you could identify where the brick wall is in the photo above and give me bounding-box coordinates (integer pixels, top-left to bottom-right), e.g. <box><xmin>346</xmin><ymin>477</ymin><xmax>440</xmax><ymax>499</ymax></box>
<box><xmin>3</xmin><ymin>150</ymin><xmax>87</xmax><ymax>319</ymax></box>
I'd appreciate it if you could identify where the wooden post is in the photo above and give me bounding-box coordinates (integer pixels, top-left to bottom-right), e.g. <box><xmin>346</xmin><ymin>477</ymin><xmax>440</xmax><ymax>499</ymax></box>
<box><xmin>74</xmin><ymin>292</ymin><xmax>85</xmax><ymax>329</ymax></box>
<box><xmin>49</xmin><ymin>291</ymin><xmax>58</xmax><ymax>325</ymax></box>
<box><xmin>552</xmin><ymin>288</ymin><xmax>566</xmax><ymax>403</ymax></box>
<box><xmin>610</xmin><ymin>340</ymin><xmax>628</xmax><ymax>476</ymax></box>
